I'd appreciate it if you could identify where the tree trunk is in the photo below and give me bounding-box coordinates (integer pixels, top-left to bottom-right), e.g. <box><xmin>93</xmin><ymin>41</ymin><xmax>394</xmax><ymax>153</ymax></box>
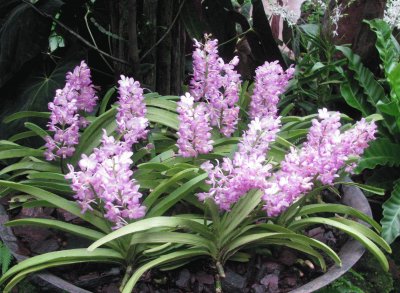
<box><xmin>322</xmin><ymin>0</ymin><xmax>386</xmax><ymax>73</ymax></box>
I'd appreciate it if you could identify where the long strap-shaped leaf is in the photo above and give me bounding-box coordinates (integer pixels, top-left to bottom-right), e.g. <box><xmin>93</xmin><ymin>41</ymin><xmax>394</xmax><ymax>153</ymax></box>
<box><xmin>251</xmin><ymin>239</ymin><xmax>327</xmax><ymax>271</ymax></box>
<box><xmin>289</xmin><ymin>217</ymin><xmax>389</xmax><ymax>271</ymax></box>
<box><xmin>223</xmin><ymin>232</ymin><xmax>341</xmax><ymax>267</ymax></box>
<box><xmin>71</xmin><ymin>108</ymin><xmax>117</xmax><ymax>164</ymax></box>
<box><xmin>0</xmin><ymin>181</ymin><xmax>110</xmax><ymax>233</ymax></box>
<box><xmin>4</xmin><ymin>259</ymin><xmax>121</xmax><ymax>293</ymax></box>
<box><xmin>122</xmin><ymin>249</ymin><xmax>206</xmax><ymax>293</ymax></box>
<box><xmin>5</xmin><ymin>218</ymin><xmax>119</xmax><ymax>252</ymax></box>
<box><xmin>147</xmin><ymin>173</ymin><xmax>208</xmax><ymax>217</ymax></box>
<box><xmin>0</xmin><ymin>161</ymin><xmax>59</xmax><ymax>176</ymax></box>
<box><xmin>143</xmin><ymin>168</ymin><xmax>198</xmax><ymax>209</ymax></box>
<box><xmin>220</xmin><ymin>190</ymin><xmax>263</xmax><ymax>242</ymax></box>
<box><xmin>333</xmin><ymin>218</ymin><xmax>391</xmax><ymax>252</ymax></box>
<box><xmin>3</xmin><ymin>111</ymin><xmax>50</xmax><ymax>124</ymax></box>
<box><xmin>129</xmin><ymin>231</ymin><xmax>217</xmax><ymax>256</ymax></box>
<box><xmin>88</xmin><ymin>217</ymin><xmax>214</xmax><ymax>251</ymax></box>
<box><xmin>0</xmin><ymin>248</ymin><xmax>124</xmax><ymax>286</ymax></box>
<box><xmin>0</xmin><ymin>149</ymin><xmax>44</xmax><ymax>160</ymax></box>
<box><xmin>297</xmin><ymin>203</ymin><xmax>382</xmax><ymax>232</ymax></box>
<box><xmin>147</xmin><ymin>107</ymin><xmax>179</xmax><ymax>130</ymax></box>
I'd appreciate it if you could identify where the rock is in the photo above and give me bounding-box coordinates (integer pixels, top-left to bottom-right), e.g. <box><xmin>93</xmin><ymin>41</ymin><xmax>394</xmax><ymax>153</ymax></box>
<box><xmin>57</xmin><ymin>208</ymin><xmax>79</xmax><ymax>222</ymax></box>
<box><xmin>264</xmin><ymin>261</ymin><xmax>284</xmax><ymax>274</ymax></box>
<box><xmin>260</xmin><ymin>274</ymin><xmax>279</xmax><ymax>293</ymax></box>
<box><xmin>278</xmin><ymin>249</ymin><xmax>297</xmax><ymax>266</ymax></box>
<box><xmin>30</xmin><ymin>238</ymin><xmax>60</xmax><ymax>254</ymax></box>
<box><xmin>282</xmin><ymin>276</ymin><xmax>298</xmax><ymax>288</ymax></box>
<box><xmin>308</xmin><ymin>227</ymin><xmax>325</xmax><ymax>238</ymax></box>
<box><xmin>324</xmin><ymin>231</ymin><xmax>337</xmax><ymax>246</ymax></box>
<box><xmin>196</xmin><ymin>271</ymin><xmax>214</xmax><ymax>285</ymax></box>
<box><xmin>251</xmin><ymin>283</ymin><xmax>265</xmax><ymax>293</ymax></box>
<box><xmin>19</xmin><ymin>207</ymin><xmax>53</xmax><ymax>218</ymax></box>
<box><xmin>222</xmin><ymin>269</ymin><xmax>246</xmax><ymax>293</ymax></box>
<box><xmin>100</xmin><ymin>283</ymin><xmax>120</xmax><ymax>293</ymax></box>
<box><xmin>176</xmin><ymin>269</ymin><xmax>191</xmax><ymax>289</ymax></box>
<box><xmin>12</xmin><ymin>225</ymin><xmax>52</xmax><ymax>243</ymax></box>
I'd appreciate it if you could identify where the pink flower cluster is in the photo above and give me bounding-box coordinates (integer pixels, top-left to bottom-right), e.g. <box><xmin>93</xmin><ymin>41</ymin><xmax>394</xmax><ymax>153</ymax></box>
<box><xmin>177</xmin><ymin>36</ymin><xmax>242</xmax><ymax>157</ymax></box>
<box><xmin>249</xmin><ymin>61</ymin><xmax>295</xmax><ymax>119</ymax></box>
<box><xmin>65</xmin><ymin>75</ymin><xmax>149</xmax><ymax>227</ymax></box>
<box><xmin>116</xmin><ymin>75</ymin><xmax>149</xmax><ymax>147</ymax></box>
<box><xmin>262</xmin><ymin>109</ymin><xmax>377</xmax><ymax>217</ymax></box>
<box><xmin>66</xmin><ymin>132</ymin><xmax>145</xmax><ymax>228</ymax></box>
<box><xmin>190</xmin><ymin>35</ymin><xmax>241</xmax><ymax>137</ymax></box>
<box><xmin>198</xmin><ymin>116</ymin><xmax>281</xmax><ymax>210</ymax></box>
<box><xmin>44</xmin><ymin>61</ymin><xmax>98</xmax><ymax>160</ymax></box>
<box><xmin>177</xmin><ymin>93</ymin><xmax>213</xmax><ymax>157</ymax></box>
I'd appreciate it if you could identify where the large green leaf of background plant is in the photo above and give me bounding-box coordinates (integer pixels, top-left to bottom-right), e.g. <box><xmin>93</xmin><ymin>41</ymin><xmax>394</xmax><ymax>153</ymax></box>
<box><xmin>355</xmin><ymin>138</ymin><xmax>400</xmax><ymax>173</ymax></box>
<box><xmin>382</xmin><ymin>181</ymin><xmax>400</xmax><ymax>244</ymax></box>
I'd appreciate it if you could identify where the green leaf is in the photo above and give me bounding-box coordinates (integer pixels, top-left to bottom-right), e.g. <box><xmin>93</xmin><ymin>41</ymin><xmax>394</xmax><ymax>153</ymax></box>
<box><xmin>382</xmin><ymin>180</ymin><xmax>400</xmax><ymax>243</ymax></box>
<box><xmin>4</xmin><ymin>218</ymin><xmax>120</xmax><ymax>250</ymax></box>
<box><xmin>298</xmin><ymin>203</ymin><xmax>381</xmax><ymax>232</ymax></box>
<box><xmin>377</xmin><ymin>100</ymin><xmax>400</xmax><ymax>117</ymax></box>
<box><xmin>146</xmin><ymin>107</ymin><xmax>179</xmax><ymax>130</ymax></box>
<box><xmin>0</xmin><ymin>248</ymin><xmax>123</xmax><ymax>286</ymax></box>
<box><xmin>99</xmin><ymin>87</ymin><xmax>116</xmax><ymax>114</ymax></box>
<box><xmin>147</xmin><ymin>173</ymin><xmax>207</xmax><ymax>217</ymax></box>
<box><xmin>145</xmin><ymin>97</ymin><xmax>177</xmax><ymax>112</ymax></box>
<box><xmin>122</xmin><ymin>249</ymin><xmax>206</xmax><ymax>293</ymax></box>
<box><xmin>334</xmin><ymin>181</ymin><xmax>385</xmax><ymax>195</ymax></box>
<box><xmin>71</xmin><ymin>108</ymin><xmax>117</xmax><ymax>164</ymax></box>
<box><xmin>388</xmin><ymin>63</ymin><xmax>400</xmax><ymax>99</ymax></box>
<box><xmin>143</xmin><ymin>168</ymin><xmax>198</xmax><ymax>209</ymax></box>
<box><xmin>355</xmin><ymin>138</ymin><xmax>400</xmax><ymax>173</ymax></box>
<box><xmin>88</xmin><ymin>217</ymin><xmax>214</xmax><ymax>251</ymax></box>
<box><xmin>0</xmin><ymin>149</ymin><xmax>44</xmax><ymax>160</ymax></box>
<box><xmin>129</xmin><ymin>232</ymin><xmax>215</xmax><ymax>254</ymax></box>
<box><xmin>336</xmin><ymin>46</ymin><xmax>387</xmax><ymax>106</ymax></box>
<box><xmin>3</xmin><ymin>111</ymin><xmax>50</xmax><ymax>124</ymax></box>
<box><xmin>289</xmin><ymin>217</ymin><xmax>389</xmax><ymax>271</ymax></box>
<box><xmin>224</xmin><ymin>232</ymin><xmax>341</xmax><ymax>268</ymax></box>
<box><xmin>0</xmin><ymin>243</ymin><xmax>12</xmax><ymax>275</ymax></box>
<box><xmin>220</xmin><ymin>190</ymin><xmax>262</xmax><ymax>243</ymax></box>
<box><xmin>8</xmin><ymin>131</ymin><xmax>37</xmax><ymax>142</ymax></box>
<box><xmin>340</xmin><ymin>82</ymin><xmax>372</xmax><ymax>116</ymax></box>
<box><xmin>366</xmin><ymin>19</ymin><xmax>399</xmax><ymax>76</ymax></box>
<box><xmin>24</xmin><ymin>122</ymin><xmax>48</xmax><ymax>138</ymax></box>
<box><xmin>0</xmin><ymin>162</ymin><xmax>59</xmax><ymax>176</ymax></box>
<box><xmin>0</xmin><ymin>181</ymin><xmax>109</xmax><ymax>233</ymax></box>
<box><xmin>333</xmin><ymin>218</ymin><xmax>391</xmax><ymax>253</ymax></box>
<box><xmin>3</xmin><ymin>259</ymin><xmax>106</xmax><ymax>292</ymax></box>
<box><xmin>254</xmin><ymin>238</ymin><xmax>327</xmax><ymax>270</ymax></box>
<box><xmin>27</xmin><ymin>172</ymin><xmax>65</xmax><ymax>181</ymax></box>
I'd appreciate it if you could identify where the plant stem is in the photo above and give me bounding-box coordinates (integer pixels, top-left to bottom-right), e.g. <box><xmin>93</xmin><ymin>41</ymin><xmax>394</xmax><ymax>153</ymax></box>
<box><xmin>216</xmin><ymin>261</ymin><xmax>225</xmax><ymax>278</ymax></box>
<box><xmin>60</xmin><ymin>157</ymin><xmax>65</xmax><ymax>174</ymax></box>
<box><xmin>215</xmin><ymin>273</ymin><xmax>222</xmax><ymax>293</ymax></box>
<box><xmin>120</xmin><ymin>264</ymin><xmax>133</xmax><ymax>291</ymax></box>
<box><xmin>215</xmin><ymin>261</ymin><xmax>225</xmax><ymax>293</ymax></box>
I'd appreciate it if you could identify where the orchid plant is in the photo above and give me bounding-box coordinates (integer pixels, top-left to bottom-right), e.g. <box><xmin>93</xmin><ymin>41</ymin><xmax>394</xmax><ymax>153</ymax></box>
<box><xmin>0</xmin><ymin>35</ymin><xmax>390</xmax><ymax>293</ymax></box>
